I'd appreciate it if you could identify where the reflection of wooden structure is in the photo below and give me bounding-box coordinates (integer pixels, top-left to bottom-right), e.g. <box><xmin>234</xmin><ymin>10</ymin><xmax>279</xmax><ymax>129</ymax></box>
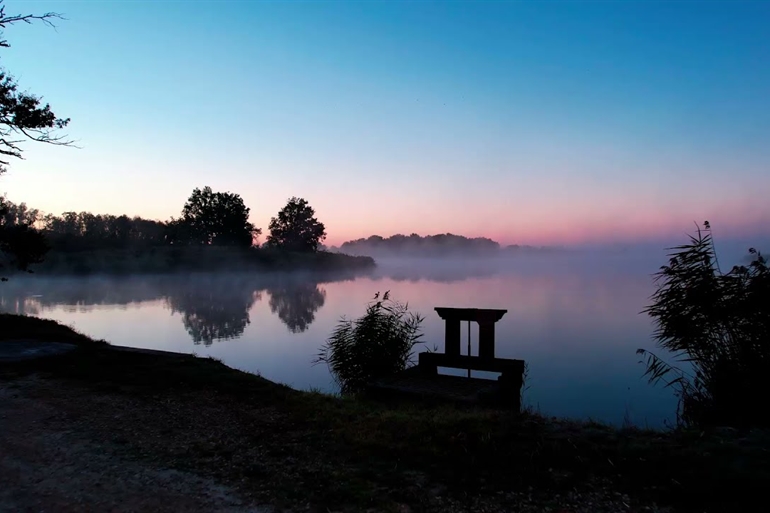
<box><xmin>368</xmin><ymin>307</ymin><xmax>525</xmax><ymax>410</ymax></box>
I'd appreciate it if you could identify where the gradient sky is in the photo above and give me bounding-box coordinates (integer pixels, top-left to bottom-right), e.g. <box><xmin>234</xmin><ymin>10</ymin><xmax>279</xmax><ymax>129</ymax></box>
<box><xmin>1</xmin><ymin>0</ymin><xmax>769</xmax><ymax>247</ymax></box>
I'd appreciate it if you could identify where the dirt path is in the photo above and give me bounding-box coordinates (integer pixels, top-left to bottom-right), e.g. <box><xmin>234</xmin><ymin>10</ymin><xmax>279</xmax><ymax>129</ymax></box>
<box><xmin>0</xmin><ymin>377</ymin><xmax>269</xmax><ymax>513</ymax></box>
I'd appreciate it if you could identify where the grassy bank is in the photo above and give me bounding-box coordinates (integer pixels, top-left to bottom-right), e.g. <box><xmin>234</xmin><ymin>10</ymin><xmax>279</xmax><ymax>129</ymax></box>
<box><xmin>21</xmin><ymin>246</ymin><xmax>376</xmax><ymax>276</ymax></box>
<box><xmin>1</xmin><ymin>313</ymin><xmax>769</xmax><ymax>512</ymax></box>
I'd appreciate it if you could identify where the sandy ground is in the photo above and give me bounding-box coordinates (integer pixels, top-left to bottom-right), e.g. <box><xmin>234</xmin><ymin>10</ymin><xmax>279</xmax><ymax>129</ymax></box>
<box><xmin>0</xmin><ymin>377</ymin><xmax>269</xmax><ymax>513</ymax></box>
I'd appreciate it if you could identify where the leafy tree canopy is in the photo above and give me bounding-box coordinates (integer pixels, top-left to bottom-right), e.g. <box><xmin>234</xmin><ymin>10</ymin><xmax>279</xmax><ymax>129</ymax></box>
<box><xmin>0</xmin><ymin>2</ymin><xmax>71</xmax><ymax>174</ymax></box>
<box><xmin>266</xmin><ymin>197</ymin><xmax>326</xmax><ymax>252</ymax></box>
<box><xmin>176</xmin><ymin>186</ymin><xmax>260</xmax><ymax>247</ymax></box>
<box><xmin>0</xmin><ymin>196</ymin><xmax>48</xmax><ymax>280</ymax></box>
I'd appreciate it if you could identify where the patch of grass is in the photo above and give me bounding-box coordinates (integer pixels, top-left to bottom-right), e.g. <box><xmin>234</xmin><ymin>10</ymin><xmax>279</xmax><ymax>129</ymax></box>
<box><xmin>0</xmin><ymin>313</ymin><xmax>107</xmax><ymax>346</ymax></box>
<box><xmin>280</xmin><ymin>392</ymin><xmax>770</xmax><ymax>512</ymax></box>
<box><xmin>5</xmin><ymin>345</ymin><xmax>290</xmax><ymax>404</ymax></box>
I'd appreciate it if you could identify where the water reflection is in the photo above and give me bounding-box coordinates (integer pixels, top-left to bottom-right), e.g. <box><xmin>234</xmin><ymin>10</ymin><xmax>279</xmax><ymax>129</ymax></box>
<box><xmin>267</xmin><ymin>281</ymin><xmax>326</xmax><ymax>333</ymax></box>
<box><xmin>0</xmin><ymin>276</ymin><xmax>160</xmax><ymax>314</ymax></box>
<box><xmin>0</xmin><ymin>256</ymin><xmax>680</xmax><ymax>426</ymax></box>
<box><xmin>0</xmin><ymin>295</ymin><xmax>42</xmax><ymax>316</ymax></box>
<box><xmin>165</xmin><ymin>275</ymin><xmax>262</xmax><ymax>345</ymax></box>
<box><xmin>0</xmin><ymin>273</ymin><xmax>342</xmax><ymax>344</ymax></box>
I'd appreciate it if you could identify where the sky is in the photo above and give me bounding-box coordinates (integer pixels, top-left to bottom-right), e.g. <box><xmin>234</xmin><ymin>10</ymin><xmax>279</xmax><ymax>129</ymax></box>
<box><xmin>0</xmin><ymin>0</ymin><xmax>768</xmax><ymax>247</ymax></box>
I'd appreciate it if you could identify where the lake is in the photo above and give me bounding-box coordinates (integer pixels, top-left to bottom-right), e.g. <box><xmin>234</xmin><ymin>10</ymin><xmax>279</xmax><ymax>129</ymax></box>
<box><xmin>0</xmin><ymin>253</ymin><xmax>678</xmax><ymax>427</ymax></box>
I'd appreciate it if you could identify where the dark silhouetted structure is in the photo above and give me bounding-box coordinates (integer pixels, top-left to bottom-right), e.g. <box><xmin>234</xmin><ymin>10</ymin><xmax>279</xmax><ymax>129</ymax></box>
<box><xmin>368</xmin><ymin>307</ymin><xmax>525</xmax><ymax>410</ymax></box>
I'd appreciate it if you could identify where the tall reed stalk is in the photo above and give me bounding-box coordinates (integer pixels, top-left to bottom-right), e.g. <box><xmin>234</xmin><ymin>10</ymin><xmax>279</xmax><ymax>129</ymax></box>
<box><xmin>638</xmin><ymin>222</ymin><xmax>769</xmax><ymax>428</ymax></box>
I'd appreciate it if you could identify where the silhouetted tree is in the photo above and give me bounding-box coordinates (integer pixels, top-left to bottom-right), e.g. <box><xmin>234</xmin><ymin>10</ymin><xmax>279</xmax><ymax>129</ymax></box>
<box><xmin>0</xmin><ymin>3</ymin><xmax>70</xmax><ymax>279</ymax></box>
<box><xmin>0</xmin><ymin>197</ymin><xmax>48</xmax><ymax>280</ymax></box>
<box><xmin>267</xmin><ymin>281</ymin><xmax>326</xmax><ymax>333</ymax></box>
<box><xmin>266</xmin><ymin>197</ymin><xmax>326</xmax><ymax>252</ymax></box>
<box><xmin>40</xmin><ymin>208</ymin><xmax>168</xmax><ymax>251</ymax></box>
<box><xmin>0</xmin><ymin>2</ymin><xmax>71</xmax><ymax>174</ymax></box>
<box><xmin>0</xmin><ymin>199</ymin><xmax>39</xmax><ymax>226</ymax></box>
<box><xmin>176</xmin><ymin>186</ymin><xmax>260</xmax><ymax>247</ymax></box>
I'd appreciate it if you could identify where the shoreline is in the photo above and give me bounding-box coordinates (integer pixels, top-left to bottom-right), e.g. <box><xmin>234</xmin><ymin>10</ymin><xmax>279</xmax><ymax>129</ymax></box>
<box><xmin>12</xmin><ymin>247</ymin><xmax>376</xmax><ymax>277</ymax></box>
<box><xmin>1</xmin><ymin>313</ymin><xmax>769</xmax><ymax>512</ymax></box>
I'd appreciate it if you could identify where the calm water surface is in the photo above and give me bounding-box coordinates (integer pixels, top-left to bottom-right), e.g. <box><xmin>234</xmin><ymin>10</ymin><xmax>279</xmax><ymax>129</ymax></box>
<box><xmin>0</xmin><ymin>254</ymin><xmax>677</xmax><ymax>427</ymax></box>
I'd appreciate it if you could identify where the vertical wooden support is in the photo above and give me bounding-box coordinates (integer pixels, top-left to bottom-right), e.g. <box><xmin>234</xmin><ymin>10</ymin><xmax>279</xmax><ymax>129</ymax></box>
<box><xmin>445</xmin><ymin>318</ymin><xmax>461</xmax><ymax>356</ymax></box>
<box><xmin>478</xmin><ymin>322</ymin><xmax>496</xmax><ymax>359</ymax></box>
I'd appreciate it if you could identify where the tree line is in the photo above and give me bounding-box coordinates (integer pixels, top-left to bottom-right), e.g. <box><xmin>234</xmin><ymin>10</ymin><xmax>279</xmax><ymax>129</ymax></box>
<box><xmin>1</xmin><ymin>188</ymin><xmax>327</xmax><ymax>257</ymax></box>
<box><xmin>0</xmin><ymin>5</ymin><xmax>341</xmax><ymax>275</ymax></box>
<box><xmin>335</xmin><ymin>233</ymin><xmax>559</xmax><ymax>257</ymax></box>
<box><xmin>338</xmin><ymin>233</ymin><xmax>502</xmax><ymax>256</ymax></box>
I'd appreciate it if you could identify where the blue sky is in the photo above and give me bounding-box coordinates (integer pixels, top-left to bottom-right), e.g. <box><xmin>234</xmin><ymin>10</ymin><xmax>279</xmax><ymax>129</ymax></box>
<box><xmin>1</xmin><ymin>0</ymin><xmax>769</xmax><ymax>245</ymax></box>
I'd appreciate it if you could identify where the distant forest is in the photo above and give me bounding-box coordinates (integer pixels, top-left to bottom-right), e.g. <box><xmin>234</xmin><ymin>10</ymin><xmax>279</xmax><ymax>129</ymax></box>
<box><xmin>1</xmin><ymin>188</ymin><xmax>324</xmax><ymax>253</ymax></box>
<box><xmin>1</xmin><ymin>190</ymin><xmax>558</xmax><ymax>276</ymax></box>
<box><xmin>332</xmin><ymin>233</ymin><xmax>559</xmax><ymax>257</ymax></box>
<box><xmin>0</xmin><ymin>189</ymin><xmax>374</xmax><ymax>275</ymax></box>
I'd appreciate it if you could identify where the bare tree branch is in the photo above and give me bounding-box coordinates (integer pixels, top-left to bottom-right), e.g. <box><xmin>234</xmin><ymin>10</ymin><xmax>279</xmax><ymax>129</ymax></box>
<box><xmin>0</xmin><ymin>3</ymin><xmax>66</xmax><ymax>48</ymax></box>
<box><xmin>0</xmin><ymin>1</ymin><xmax>72</xmax><ymax>174</ymax></box>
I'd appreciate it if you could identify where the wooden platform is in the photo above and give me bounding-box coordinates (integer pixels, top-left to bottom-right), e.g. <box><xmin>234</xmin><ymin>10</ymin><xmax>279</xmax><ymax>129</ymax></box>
<box><xmin>368</xmin><ymin>369</ymin><xmax>516</xmax><ymax>408</ymax></box>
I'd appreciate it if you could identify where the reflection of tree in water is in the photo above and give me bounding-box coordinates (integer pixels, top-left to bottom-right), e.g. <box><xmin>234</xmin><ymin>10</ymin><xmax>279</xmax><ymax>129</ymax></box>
<box><xmin>165</xmin><ymin>276</ymin><xmax>262</xmax><ymax>346</ymax></box>
<box><xmin>0</xmin><ymin>277</ymin><xmax>165</xmax><ymax>315</ymax></box>
<box><xmin>267</xmin><ymin>282</ymin><xmax>326</xmax><ymax>333</ymax></box>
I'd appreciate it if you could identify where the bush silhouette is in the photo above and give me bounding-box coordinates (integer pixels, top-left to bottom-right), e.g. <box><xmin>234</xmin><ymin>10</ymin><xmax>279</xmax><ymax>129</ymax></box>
<box><xmin>638</xmin><ymin>222</ymin><xmax>770</xmax><ymax>428</ymax></box>
<box><xmin>315</xmin><ymin>291</ymin><xmax>425</xmax><ymax>394</ymax></box>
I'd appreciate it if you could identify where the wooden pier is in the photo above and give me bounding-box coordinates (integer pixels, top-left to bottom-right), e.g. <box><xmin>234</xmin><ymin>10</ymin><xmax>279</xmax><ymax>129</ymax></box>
<box><xmin>367</xmin><ymin>307</ymin><xmax>525</xmax><ymax>410</ymax></box>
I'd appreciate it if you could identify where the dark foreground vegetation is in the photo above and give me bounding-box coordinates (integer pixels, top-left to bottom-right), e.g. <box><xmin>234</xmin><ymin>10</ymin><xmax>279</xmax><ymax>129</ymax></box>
<box><xmin>638</xmin><ymin>222</ymin><xmax>769</xmax><ymax>429</ymax></box>
<box><xmin>2</xmin><ymin>313</ymin><xmax>769</xmax><ymax>513</ymax></box>
<box><xmin>316</xmin><ymin>291</ymin><xmax>427</xmax><ymax>394</ymax></box>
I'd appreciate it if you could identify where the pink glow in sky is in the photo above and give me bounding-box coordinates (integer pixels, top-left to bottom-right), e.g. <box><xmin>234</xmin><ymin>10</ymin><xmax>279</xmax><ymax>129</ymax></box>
<box><xmin>1</xmin><ymin>1</ymin><xmax>769</xmax><ymax>248</ymax></box>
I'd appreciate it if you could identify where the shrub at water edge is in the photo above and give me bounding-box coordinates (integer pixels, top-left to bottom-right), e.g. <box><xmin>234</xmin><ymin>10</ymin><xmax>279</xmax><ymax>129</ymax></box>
<box><xmin>315</xmin><ymin>291</ymin><xmax>426</xmax><ymax>394</ymax></box>
<box><xmin>638</xmin><ymin>221</ymin><xmax>769</xmax><ymax>428</ymax></box>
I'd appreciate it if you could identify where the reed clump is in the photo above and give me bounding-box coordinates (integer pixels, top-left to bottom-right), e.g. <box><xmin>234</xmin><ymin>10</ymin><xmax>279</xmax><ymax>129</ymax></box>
<box><xmin>315</xmin><ymin>291</ymin><xmax>425</xmax><ymax>394</ymax></box>
<box><xmin>639</xmin><ymin>221</ymin><xmax>770</xmax><ymax>428</ymax></box>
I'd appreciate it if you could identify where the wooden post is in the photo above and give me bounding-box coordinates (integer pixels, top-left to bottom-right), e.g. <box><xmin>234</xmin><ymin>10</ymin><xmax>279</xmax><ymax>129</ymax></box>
<box><xmin>445</xmin><ymin>318</ymin><xmax>461</xmax><ymax>356</ymax></box>
<box><xmin>478</xmin><ymin>321</ymin><xmax>496</xmax><ymax>360</ymax></box>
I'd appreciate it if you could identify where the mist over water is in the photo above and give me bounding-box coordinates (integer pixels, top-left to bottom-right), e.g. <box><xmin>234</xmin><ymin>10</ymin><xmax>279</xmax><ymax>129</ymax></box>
<box><xmin>1</xmin><ymin>251</ymin><xmax>695</xmax><ymax>427</ymax></box>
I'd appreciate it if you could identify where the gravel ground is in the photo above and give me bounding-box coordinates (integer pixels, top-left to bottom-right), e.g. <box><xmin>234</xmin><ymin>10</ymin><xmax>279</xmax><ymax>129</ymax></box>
<box><xmin>0</xmin><ymin>377</ymin><xmax>269</xmax><ymax>513</ymax></box>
